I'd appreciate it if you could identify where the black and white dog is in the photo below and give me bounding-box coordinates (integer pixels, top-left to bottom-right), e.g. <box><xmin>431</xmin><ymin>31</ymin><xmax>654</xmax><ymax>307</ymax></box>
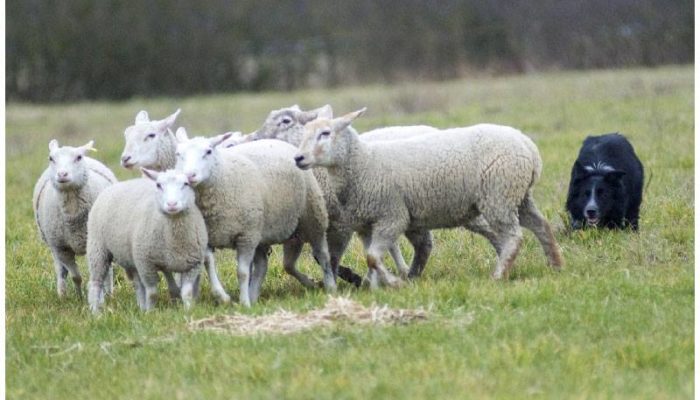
<box><xmin>566</xmin><ymin>133</ymin><xmax>644</xmax><ymax>230</ymax></box>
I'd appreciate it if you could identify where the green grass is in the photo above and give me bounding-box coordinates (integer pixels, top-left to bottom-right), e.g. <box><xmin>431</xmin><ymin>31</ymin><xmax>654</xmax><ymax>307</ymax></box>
<box><xmin>6</xmin><ymin>66</ymin><xmax>694</xmax><ymax>399</ymax></box>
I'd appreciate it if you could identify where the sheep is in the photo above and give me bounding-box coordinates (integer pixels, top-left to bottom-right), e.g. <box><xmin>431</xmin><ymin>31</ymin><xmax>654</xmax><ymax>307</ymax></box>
<box><xmin>249</xmin><ymin>104</ymin><xmax>439</xmax><ymax>282</ymax></box>
<box><xmin>294</xmin><ymin>108</ymin><xmax>564</xmax><ymax>287</ymax></box>
<box><xmin>87</xmin><ymin>169</ymin><xmax>207</xmax><ymax>313</ymax></box>
<box><xmin>120</xmin><ymin>109</ymin><xmax>230</xmax><ymax>304</ymax></box>
<box><xmin>174</xmin><ymin>128</ymin><xmax>336</xmax><ymax>307</ymax></box>
<box><xmin>33</xmin><ymin>139</ymin><xmax>117</xmax><ymax>298</ymax></box>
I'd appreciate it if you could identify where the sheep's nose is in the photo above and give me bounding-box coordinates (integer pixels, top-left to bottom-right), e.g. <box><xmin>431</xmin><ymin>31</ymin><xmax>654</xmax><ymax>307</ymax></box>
<box><xmin>167</xmin><ymin>201</ymin><xmax>178</xmax><ymax>207</ymax></box>
<box><xmin>58</xmin><ymin>171</ymin><xmax>68</xmax><ymax>178</ymax></box>
<box><xmin>294</xmin><ymin>155</ymin><xmax>305</xmax><ymax>164</ymax></box>
<box><xmin>121</xmin><ymin>155</ymin><xmax>132</xmax><ymax>166</ymax></box>
<box><xmin>186</xmin><ymin>172</ymin><xmax>197</xmax><ymax>182</ymax></box>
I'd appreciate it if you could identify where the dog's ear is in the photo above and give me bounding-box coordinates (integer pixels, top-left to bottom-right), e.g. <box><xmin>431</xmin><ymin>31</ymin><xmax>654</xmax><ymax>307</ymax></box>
<box><xmin>604</xmin><ymin>169</ymin><xmax>626</xmax><ymax>182</ymax></box>
<box><xmin>572</xmin><ymin>161</ymin><xmax>590</xmax><ymax>179</ymax></box>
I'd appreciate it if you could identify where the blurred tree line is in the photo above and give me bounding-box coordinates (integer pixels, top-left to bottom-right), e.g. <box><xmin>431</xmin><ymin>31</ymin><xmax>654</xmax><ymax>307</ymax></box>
<box><xmin>7</xmin><ymin>0</ymin><xmax>693</xmax><ymax>102</ymax></box>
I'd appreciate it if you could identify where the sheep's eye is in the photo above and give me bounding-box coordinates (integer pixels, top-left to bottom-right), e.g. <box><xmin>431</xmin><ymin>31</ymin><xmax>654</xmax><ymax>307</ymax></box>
<box><xmin>75</xmin><ymin>155</ymin><xmax>83</xmax><ymax>162</ymax></box>
<box><xmin>145</xmin><ymin>133</ymin><xmax>156</xmax><ymax>140</ymax></box>
<box><xmin>156</xmin><ymin>183</ymin><xmax>162</xmax><ymax>190</ymax></box>
<box><xmin>183</xmin><ymin>182</ymin><xmax>189</xmax><ymax>188</ymax></box>
<box><xmin>282</xmin><ymin>118</ymin><xmax>292</xmax><ymax>124</ymax></box>
<box><xmin>319</xmin><ymin>130</ymin><xmax>331</xmax><ymax>138</ymax></box>
<box><xmin>205</xmin><ymin>149</ymin><xmax>213</xmax><ymax>156</ymax></box>
<box><xmin>48</xmin><ymin>156</ymin><xmax>54</xmax><ymax>162</ymax></box>
<box><xmin>175</xmin><ymin>152</ymin><xmax>181</xmax><ymax>157</ymax></box>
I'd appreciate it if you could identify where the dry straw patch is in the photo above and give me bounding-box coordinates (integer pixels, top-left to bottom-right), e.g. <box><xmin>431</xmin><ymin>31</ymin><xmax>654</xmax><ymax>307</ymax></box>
<box><xmin>188</xmin><ymin>296</ymin><xmax>430</xmax><ymax>336</ymax></box>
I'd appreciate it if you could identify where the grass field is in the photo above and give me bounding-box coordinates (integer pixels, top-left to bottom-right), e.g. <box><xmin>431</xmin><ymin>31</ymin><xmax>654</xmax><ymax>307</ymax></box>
<box><xmin>6</xmin><ymin>66</ymin><xmax>694</xmax><ymax>399</ymax></box>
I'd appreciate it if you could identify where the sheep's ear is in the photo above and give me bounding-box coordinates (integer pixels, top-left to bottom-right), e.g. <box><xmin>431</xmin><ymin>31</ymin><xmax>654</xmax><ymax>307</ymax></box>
<box><xmin>175</xmin><ymin>127</ymin><xmax>189</xmax><ymax>143</ymax></box>
<box><xmin>298</xmin><ymin>111</ymin><xmax>318</xmax><ymax>125</ymax></box>
<box><xmin>315</xmin><ymin>104</ymin><xmax>333</xmax><ymax>119</ymax></box>
<box><xmin>135</xmin><ymin>110</ymin><xmax>150</xmax><ymax>124</ymax></box>
<box><xmin>78</xmin><ymin>140</ymin><xmax>96</xmax><ymax>155</ymax></box>
<box><xmin>49</xmin><ymin>139</ymin><xmax>59</xmax><ymax>152</ymax></box>
<box><xmin>141</xmin><ymin>167</ymin><xmax>159</xmax><ymax>181</ymax></box>
<box><xmin>289</xmin><ymin>104</ymin><xmax>301</xmax><ymax>111</ymax></box>
<box><xmin>332</xmin><ymin>107</ymin><xmax>366</xmax><ymax>132</ymax></box>
<box><xmin>157</xmin><ymin>108</ymin><xmax>181</xmax><ymax>130</ymax></box>
<box><xmin>210</xmin><ymin>132</ymin><xmax>234</xmax><ymax>148</ymax></box>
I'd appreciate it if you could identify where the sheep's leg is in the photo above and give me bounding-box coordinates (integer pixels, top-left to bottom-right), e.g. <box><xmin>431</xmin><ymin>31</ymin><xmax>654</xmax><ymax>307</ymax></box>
<box><xmin>179</xmin><ymin>267</ymin><xmax>201</xmax><ymax>310</ymax></box>
<box><xmin>204</xmin><ymin>249</ymin><xmax>231</xmax><ymax>304</ymax></box>
<box><xmin>363</xmin><ymin>229</ymin><xmax>403</xmax><ymax>289</ymax></box>
<box><xmin>405</xmin><ymin>230</ymin><xmax>433</xmax><ymax>279</ymax></box>
<box><xmin>87</xmin><ymin>246</ymin><xmax>111</xmax><ymax>314</ymax></box>
<box><xmin>139</xmin><ymin>269</ymin><xmax>160</xmax><ymax>311</ymax></box>
<box><xmin>51</xmin><ymin>257</ymin><xmax>68</xmax><ymax>298</ymax></box>
<box><xmin>489</xmin><ymin>221</ymin><xmax>524</xmax><ymax>280</ymax></box>
<box><xmin>52</xmin><ymin>248</ymin><xmax>82</xmax><ymax>299</ymax></box>
<box><xmin>162</xmin><ymin>272</ymin><xmax>181</xmax><ymax>300</ymax></box>
<box><xmin>465</xmin><ymin>215</ymin><xmax>502</xmax><ymax>253</ymax></box>
<box><xmin>518</xmin><ymin>193</ymin><xmax>563</xmax><ymax>270</ymax></box>
<box><xmin>128</xmin><ymin>270</ymin><xmax>147</xmax><ymax>310</ymax></box>
<box><xmin>328</xmin><ymin>228</ymin><xmax>362</xmax><ymax>287</ymax></box>
<box><xmin>309</xmin><ymin>234</ymin><xmax>337</xmax><ymax>293</ymax></box>
<box><xmin>282</xmin><ymin>239</ymin><xmax>318</xmax><ymax>289</ymax></box>
<box><xmin>388</xmin><ymin>243</ymin><xmax>410</xmax><ymax>279</ymax></box>
<box><xmin>248</xmin><ymin>245</ymin><xmax>270</xmax><ymax>304</ymax></box>
<box><xmin>104</xmin><ymin>266</ymin><xmax>114</xmax><ymax>296</ymax></box>
<box><xmin>236</xmin><ymin>246</ymin><xmax>257</xmax><ymax>307</ymax></box>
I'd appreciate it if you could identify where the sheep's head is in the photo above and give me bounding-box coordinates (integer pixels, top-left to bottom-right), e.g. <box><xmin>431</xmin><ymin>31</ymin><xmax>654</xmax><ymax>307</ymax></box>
<box><xmin>47</xmin><ymin>139</ymin><xmax>96</xmax><ymax>190</ymax></box>
<box><xmin>295</xmin><ymin>108</ymin><xmax>366</xmax><ymax>170</ymax></box>
<box><xmin>121</xmin><ymin>109</ymin><xmax>181</xmax><ymax>169</ymax></box>
<box><xmin>174</xmin><ymin>127</ymin><xmax>233</xmax><ymax>186</ymax></box>
<box><xmin>253</xmin><ymin>104</ymin><xmax>333</xmax><ymax>146</ymax></box>
<box><xmin>142</xmin><ymin>168</ymin><xmax>195</xmax><ymax>216</ymax></box>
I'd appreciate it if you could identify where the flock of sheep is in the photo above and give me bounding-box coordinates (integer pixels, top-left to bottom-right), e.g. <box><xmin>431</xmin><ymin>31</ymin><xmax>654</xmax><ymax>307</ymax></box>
<box><xmin>33</xmin><ymin>105</ymin><xmax>564</xmax><ymax>314</ymax></box>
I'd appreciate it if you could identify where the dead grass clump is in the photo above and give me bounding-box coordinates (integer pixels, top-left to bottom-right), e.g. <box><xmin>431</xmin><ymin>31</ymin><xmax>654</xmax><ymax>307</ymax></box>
<box><xmin>188</xmin><ymin>296</ymin><xmax>429</xmax><ymax>336</ymax></box>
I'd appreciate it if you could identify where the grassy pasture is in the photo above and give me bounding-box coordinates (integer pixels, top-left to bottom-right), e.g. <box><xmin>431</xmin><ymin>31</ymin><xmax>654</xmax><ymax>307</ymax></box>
<box><xmin>5</xmin><ymin>66</ymin><xmax>694</xmax><ymax>399</ymax></box>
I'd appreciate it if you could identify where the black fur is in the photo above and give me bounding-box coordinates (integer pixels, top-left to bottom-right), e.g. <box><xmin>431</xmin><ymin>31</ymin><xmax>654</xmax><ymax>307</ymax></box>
<box><xmin>566</xmin><ymin>133</ymin><xmax>644</xmax><ymax>230</ymax></box>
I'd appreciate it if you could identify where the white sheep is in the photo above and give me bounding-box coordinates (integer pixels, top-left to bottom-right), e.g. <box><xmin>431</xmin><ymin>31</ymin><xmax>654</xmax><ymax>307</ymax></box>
<box><xmin>33</xmin><ymin>139</ymin><xmax>117</xmax><ymax>298</ymax></box>
<box><xmin>295</xmin><ymin>108</ymin><xmax>564</xmax><ymax>287</ymax></box>
<box><xmin>87</xmin><ymin>169</ymin><xmax>207</xmax><ymax>313</ymax></box>
<box><xmin>174</xmin><ymin>128</ymin><xmax>336</xmax><ymax>307</ymax></box>
<box><xmin>120</xmin><ymin>109</ymin><xmax>230</xmax><ymax>304</ymax></box>
<box><xmin>120</xmin><ymin>109</ymin><xmax>181</xmax><ymax>170</ymax></box>
<box><xmin>249</xmin><ymin>104</ymin><xmax>439</xmax><ymax>281</ymax></box>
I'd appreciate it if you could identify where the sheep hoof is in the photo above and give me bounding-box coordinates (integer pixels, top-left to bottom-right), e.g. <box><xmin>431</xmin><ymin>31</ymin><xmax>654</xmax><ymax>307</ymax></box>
<box><xmin>218</xmin><ymin>293</ymin><xmax>232</xmax><ymax>304</ymax></box>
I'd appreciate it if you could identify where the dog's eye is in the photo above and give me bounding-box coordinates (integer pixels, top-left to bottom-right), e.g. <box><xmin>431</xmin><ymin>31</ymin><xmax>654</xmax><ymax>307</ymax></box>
<box><xmin>596</xmin><ymin>188</ymin><xmax>604</xmax><ymax>196</ymax></box>
<box><xmin>584</xmin><ymin>190</ymin><xmax>591</xmax><ymax>197</ymax></box>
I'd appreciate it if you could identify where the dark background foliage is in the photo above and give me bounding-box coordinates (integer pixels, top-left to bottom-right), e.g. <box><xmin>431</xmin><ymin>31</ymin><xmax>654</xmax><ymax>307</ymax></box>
<box><xmin>6</xmin><ymin>0</ymin><xmax>694</xmax><ymax>102</ymax></box>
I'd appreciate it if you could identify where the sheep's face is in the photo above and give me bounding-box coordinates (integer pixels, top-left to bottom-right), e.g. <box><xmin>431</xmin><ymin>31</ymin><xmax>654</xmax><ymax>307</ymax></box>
<box><xmin>295</xmin><ymin>108</ymin><xmax>366</xmax><ymax>170</ymax></box>
<box><xmin>253</xmin><ymin>105</ymin><xmax>332</xmax><ymax>146</ymax></box>
<box><xmin>174</xmin><ymin>128</ymin><xmax>233</xmax><ymax>186</ymax></box>
<box><xmin>47</xmin><ymin>139</ymin><xmax>94</xmax><ymax>190</ymax></box>
<box><xmin>142</xmin><ymin>168</ymin><xmax>195</xmax><ymax>215</ymax></box>
<box><xmin>121</xmin><ymin>109</ymin><xmax>180</xmax><ymax>169</ymax></box>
